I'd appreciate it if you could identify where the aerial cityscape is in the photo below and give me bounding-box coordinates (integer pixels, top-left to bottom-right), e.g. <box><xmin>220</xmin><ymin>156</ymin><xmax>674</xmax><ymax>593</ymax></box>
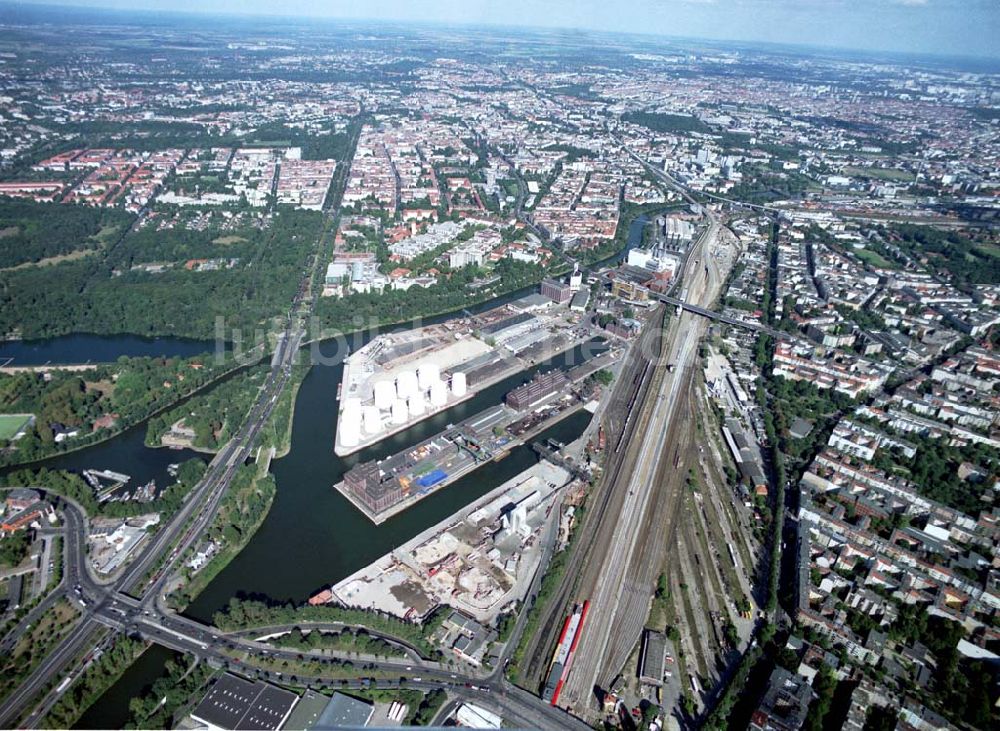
<box><xmin>0</xmin><ymin>1</ymin><xmax>998</xmax><ymax>730</ymax></box>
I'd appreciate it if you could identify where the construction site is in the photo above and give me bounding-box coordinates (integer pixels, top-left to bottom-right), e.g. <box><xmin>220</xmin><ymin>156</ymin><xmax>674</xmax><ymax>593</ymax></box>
<box><xmin>334</xmin><ymin>300</ymin><xmax>593</xmax><ymax>456</ymax></box>
<box><xmin>513</xmin><ymin>214</ymin><xmax>767</xmax><ymax>728</ymax></box>
<box><xmin>326</xmin><ymin>461</ymin><xmax>582</xmax><ymax>628</ymax></box>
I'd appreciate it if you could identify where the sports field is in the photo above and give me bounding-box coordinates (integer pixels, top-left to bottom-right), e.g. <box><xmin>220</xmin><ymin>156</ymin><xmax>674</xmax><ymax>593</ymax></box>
<box><xmin>0</xmin><ymin>414</ymin><xmax>33</xmax><ymax>440</ymax></box>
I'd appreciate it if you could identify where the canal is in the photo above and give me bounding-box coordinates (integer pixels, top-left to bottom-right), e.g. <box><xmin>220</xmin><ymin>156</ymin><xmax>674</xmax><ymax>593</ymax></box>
<box><xmin>73</xmin><ymin>645</ymin><xmax>179</xmax><ymax>730</ymax></box>
<box><xmin>10</xmin><ymin>207</ymin><xmax>661</xmax><ymax>721</ymax></box>
<box><xmin>0</xmin><ymin>333</ymin><xmax>216</xmax><ymax>366</ymax></box>
<box><xmin>183</xmin><ymin>341</ymin><xmax>600</xmax><ymax>622</ymax></box>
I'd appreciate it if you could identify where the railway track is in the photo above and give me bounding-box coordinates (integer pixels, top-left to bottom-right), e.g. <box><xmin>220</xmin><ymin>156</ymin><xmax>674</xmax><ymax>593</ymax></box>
<box><xmin>518</xmin><ymin>311</ymin><xmax>666</xmax><ymax>690</ymax></box>
<box><xmin>597</xmin><ymin>377</ymin><xmax>696</xmax><ymax>685</ymax></box>
<box><xmin>519</xmin><ymin>221</ymin><xmax>739</xmax><ymax>718</ymax></box>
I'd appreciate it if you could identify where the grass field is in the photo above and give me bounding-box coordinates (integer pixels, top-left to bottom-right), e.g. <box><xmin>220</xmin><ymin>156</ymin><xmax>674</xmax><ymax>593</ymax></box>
<box><xmin>843</xmin><ymin>166</ymin><xmax>914</xmax><ymax>182</ymax></box>
<box><xmin>853</xmin><ymin>247</ymin><xmax>896</xmax><ymax>269</ymax></box>
<box><xmin>212</xmin><ymin>235</ymin><xmax>248</xmax><ymax>245</ymax></box>
<box><xmin>0</xmin><ymin>248</ymin><xmax>98</xmax><ymax>272</ymax></box>
<box><xmin>0</xmin><ymin>414</ymin><xmax>33</xmax><ymax>440</ymax></box>
<box><xmin>974</xmin><ymin>243</ymin><xmax>1000</xmax><ymax>259</ymax></box>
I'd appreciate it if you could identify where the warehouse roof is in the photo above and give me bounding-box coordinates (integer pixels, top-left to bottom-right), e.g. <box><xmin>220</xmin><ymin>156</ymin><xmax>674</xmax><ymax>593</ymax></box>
<box><xmin>314</xmin><ymin>692</ymin><xmax>374</xmax><ymax>730</ymax></box>
<box><xmin>190</xmin><ymin>673</ymin><xmax>298</xmax><ymax>731</ymax></box>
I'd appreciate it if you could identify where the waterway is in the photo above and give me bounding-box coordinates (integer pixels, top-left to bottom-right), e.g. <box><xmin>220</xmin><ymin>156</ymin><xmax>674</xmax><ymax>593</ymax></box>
<box><xmin>0</xmin><ymin>334</ymin><xmax>216</xmax><ymax>366</ymax></box>
<box><xmin>15</xmin><ymin>209</ymin><xmax>657</xmax><ymax>721</ymax></box>
<box><xmin>1</xmin><ymin>422</ymin><xmax>204</xmax><ymax>494</ymax></box>
<box><xmin>0</xmin><ymin>334</ymin><xmax>218</xmax><ymax>487</ymax></box>
<box><xmin>0</xmin><ymin>288</ymin><xmax>600</xmax><ymax>614</ymax></box>
<box><xmin>183</xmin><ymin>343</ymin><xmax>599</xmax><ymax>622</ymax></box>
<box><xmin>73</xmin><ymin>645</ymin><xmax>179</xmax><ymax>730</ymax></box>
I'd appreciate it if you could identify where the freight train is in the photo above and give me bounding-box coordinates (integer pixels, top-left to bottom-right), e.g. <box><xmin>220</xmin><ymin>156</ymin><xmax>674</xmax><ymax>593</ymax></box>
<box><xmin>542</xmin><ymin>601</ymin><xmax>590</xmax><ymax>706</ymax></box>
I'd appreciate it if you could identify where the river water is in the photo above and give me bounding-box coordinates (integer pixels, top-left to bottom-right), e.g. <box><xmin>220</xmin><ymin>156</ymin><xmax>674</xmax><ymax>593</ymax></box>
<box><xmin>0</xmin><ymin>334</ymin><xmax>216</xmax><ymax>366</ymax></box>
<box><xmin>72</xmin><ymin>645</ymin><xmax>179</xmax><ymax>730</ymax></box>
<box><xmin>13</xmin><ymin>209</ymin><xmax>656</xmax><ymax>723</ymax></box>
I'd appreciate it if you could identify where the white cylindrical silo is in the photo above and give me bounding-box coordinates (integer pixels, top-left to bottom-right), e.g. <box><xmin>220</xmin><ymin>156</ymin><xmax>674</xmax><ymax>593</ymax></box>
<box><xmin>391</xmin><ymin>398</ymin><xmax>408</xmax><ymax>425</ymax></box>
<box><xmin>409</xmin><ymin>393</ymin><xmax>426</xmax><ymax>416</ymax></box>
<box><xmin>417</xmin><ymin>362</ymin><xmax>440</xmax><ymax>390</ymax></box>
<box><xmin>429</xmin><ymin>379</ymin><xmax>447</xmax><ymax>407</ymax></box>
<box><xmin>372</xmin><ymin>380</ymin><xmax>396</xmax><ymax>410</ymax></box>
<box><xmin>362</xmin><ymin>405</ymin><xmax>382</xmax><ymax>435</ymax></box>
<box><xmin>451</xmin><ymin>371</ymin><xmax>467</xmax><ymax>397</ymax></box>
<box><xmin>339</xmin><ymin>410</ymin><xmax>361</xmax><ymax>448</ymax></box>
<box><xmin>396</xmin><ymin>370</ymin><xmax>418</xmax><ymax>399</ymax></box>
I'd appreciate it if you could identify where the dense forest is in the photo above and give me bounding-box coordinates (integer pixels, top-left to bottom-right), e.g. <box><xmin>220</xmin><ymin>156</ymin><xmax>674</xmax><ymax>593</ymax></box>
<box><xmin>0</xmin><ymin>208</ymin><xmax>323</xmax><ymax>339</ymax></box>
<box><xmin>0</xmin><ymin>199</ymin><xmax>132</xmax><ymax>269</ymax></box>
<box><xmin>0</xmin><ymin>531</ymin><xmax>29</xmax><ymax>567</ymax></box>
<box><xmin>272</xmin><ymin>627</ymin><xmax>405</xmax><ymax>659</ymax></box>
<box><xmin>622</xmin><ymin>111</ymin><xmax>711</xmax><ymax>135</ymax></box>
<box><xmin>727</xmin><ymin>166</ymin><xmax>816</xmax><ymax>204</ymax></box>
<box><xmin>110</xmin><ymin>215</ymin><xmax>264</xmax><ymax>266</ymax></box>
<box><xmin>145</xmin><ymin>365</ymin><xmax>268</xmax><ymax>450</ymax></box>
<box><xmin>245</xmin><ymin>123</ymin><xmax>352</xmax><ymax>161</ymax></box>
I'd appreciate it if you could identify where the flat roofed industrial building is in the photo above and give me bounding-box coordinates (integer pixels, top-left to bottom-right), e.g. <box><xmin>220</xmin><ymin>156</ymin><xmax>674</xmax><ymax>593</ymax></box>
<box><xmin>190</xmin><ymin>673</ymin><xmax>298</xmax><ymax>731</ymax></box>
<box><xmin>314</xmin><ymin>692</ymin><xmax>374</xmax><ymax>729</ymax></box>
<box><xmin>505</xmin><ymin>370</ymin><xmax>569</xmax><ymax>410</ymax></box>
<box><xmin>639</xmin><ymin>629</ymin><xmax>667</xmax><ymax>686</ymax></box>
<box><xmin>282</xmin><ymin>689</ymin><xmax>329</xmax><ymax>731</ymax></box>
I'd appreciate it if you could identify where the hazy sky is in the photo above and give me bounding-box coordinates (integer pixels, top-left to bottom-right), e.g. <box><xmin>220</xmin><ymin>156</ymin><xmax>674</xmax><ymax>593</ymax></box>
<box><xmin>11</xmin><ymin>0</ymin><xmax>1000</xmax><ymax>59</ymax></box>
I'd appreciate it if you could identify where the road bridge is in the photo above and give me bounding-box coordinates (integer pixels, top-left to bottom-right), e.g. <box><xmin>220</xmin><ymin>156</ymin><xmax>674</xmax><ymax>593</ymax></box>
<box><xmin>532</xmin><ymin>441</ymin><xmax>591</xmax><ymax>481</ymax></box>
<box><xmin>650</xmin><ymin>291</ymin><xmax>794</xmax><ymax>341</ymax></box>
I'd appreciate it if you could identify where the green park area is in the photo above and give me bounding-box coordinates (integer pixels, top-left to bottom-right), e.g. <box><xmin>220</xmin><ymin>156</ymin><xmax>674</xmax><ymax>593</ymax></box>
<box><xmin>843</xmin><ymin>166</ymin><xmax>914</xmax><ymax>182</ymax></box>
<box><xmin>852</xmin><ymin>247</ymin><xmax>896</xmax><ymax>269</ymax></box>
<box><xmin>0</xmin><ymin>414</ymin><xmax>33</xmax><ymax>441</ymax></box>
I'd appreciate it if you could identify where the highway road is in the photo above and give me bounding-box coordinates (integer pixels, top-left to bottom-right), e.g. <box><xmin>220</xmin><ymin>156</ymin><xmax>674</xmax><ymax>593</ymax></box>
<box><xmin>0</xmin><ymin>118</ymin><xmax>590</xmax><ymax>728</ymax></box>
<box><xmin>3</xmin><ymin>341</ymin><xmax>306</xmax><ymax>726</ymax></box>
<box><xmin>0</xmin><ymin>129</ymin><xmax>342</xmax><ymax>727</ymax></box>
<box><xmin>2</xmin><ymin>448</ymin><xmax>593</xmax><ymax>730</ymax></box>
<box><xmin>0</xmin><ymin>125</ymin><xmax>751</xmax><ymax>728</ymax></box>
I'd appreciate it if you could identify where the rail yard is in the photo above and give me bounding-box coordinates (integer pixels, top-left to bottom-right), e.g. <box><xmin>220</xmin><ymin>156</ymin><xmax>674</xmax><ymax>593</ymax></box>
<box><xmin>511</xmin><ymin>214</ymin><xmax>768</xmax><ymax>726</ymax></box>
<box><xmin>3</xmin><ymin>15</ymin><xmax>994</xmax><ymax>731</ymax></box>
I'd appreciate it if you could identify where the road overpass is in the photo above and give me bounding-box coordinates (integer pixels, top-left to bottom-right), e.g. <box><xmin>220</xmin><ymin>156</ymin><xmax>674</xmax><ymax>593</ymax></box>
<box><xmin>0</xmin><ymin>115</ymin><xmax>590</xmax><ymax>728</ymax></box>
<box><xmin>650</xmin><ymin>291</ymin><xmax>794</xmax><ymax>341</ymax></box>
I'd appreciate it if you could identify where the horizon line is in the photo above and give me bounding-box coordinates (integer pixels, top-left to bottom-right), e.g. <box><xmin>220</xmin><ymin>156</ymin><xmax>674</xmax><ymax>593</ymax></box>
<box><xmin>1</xmin><ymin>0</ymin><xmax>999</xmax><ymax>67</ymax></box>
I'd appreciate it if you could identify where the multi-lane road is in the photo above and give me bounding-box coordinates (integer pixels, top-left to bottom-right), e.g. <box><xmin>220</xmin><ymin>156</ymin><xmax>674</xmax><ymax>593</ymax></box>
<box><xmin>0</xmin><ymin>134</ymin><xmax>335</xmax><ymax>727</ymax></box>
<box><xmin>0</xmin><ymin>486</ymin><xmax>590</xmax><ymax>729</ymax></box>
<box><xmin>1</xmin><ymin>128</ymin><xmax>750</xmax><ymax>728</ymax></box>
<box><xmin>0</xmin><ymin>118</ymin><xmax>592</xmax><ymax>727</ymax></box>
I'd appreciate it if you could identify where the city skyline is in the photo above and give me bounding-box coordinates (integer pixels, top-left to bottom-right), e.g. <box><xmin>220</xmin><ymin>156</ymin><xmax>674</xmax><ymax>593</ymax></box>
<box><xmin>5</xmin><ymin>0</ymin><xmax>1000</xmax><ymax>60</ymax></box>
<box><xmin>0</xmin><ymin>6</ymin><xmax>996</xmax><ymax>730</ymax></box>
